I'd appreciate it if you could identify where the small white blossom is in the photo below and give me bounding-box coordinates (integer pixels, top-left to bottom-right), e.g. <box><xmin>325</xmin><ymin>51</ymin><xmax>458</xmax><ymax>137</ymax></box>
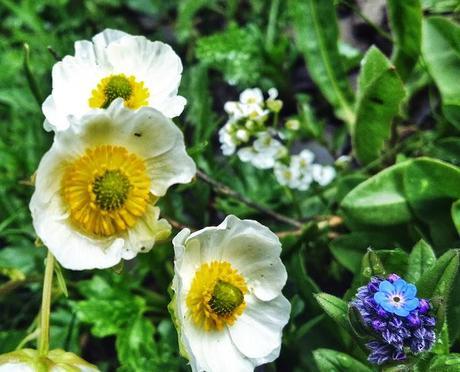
<box><xmin>274</xmin><ymin>162</ymin><xmax>300</xmax><ymax>189</ymax></box>
<box><xmin>290</xmin><ymin>149</ymin><xmax>315</xmax><ymax>172</ymax></box>
<box><xmin>218</xmin><ymin>125</ymin><xmax>237</xmax><ymax>156</ymax></box>
<box><xmin>267</xmin><ymin>87</ymin><xmax>279</xmax><ymax>101</ymax></box>
<box><xmin>239</xmin><ymin>88</ymin><xmax>264</xmax><ymax>106</ymax></box>
<box><xmin>236</xmin><ymin>129</ymin><xmax>250</xmax><ymax>142</ymax></box>
<box><xmin>312</xmin><ymin>164</ymin><xmax>336</xmax><ymax>186</ymax></box>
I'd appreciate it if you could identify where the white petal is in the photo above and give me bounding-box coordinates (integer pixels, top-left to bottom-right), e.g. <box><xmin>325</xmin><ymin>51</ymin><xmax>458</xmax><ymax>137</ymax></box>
<box><xmin>42</xmin><ymin>95</ymin><xmax>70</xmax><ymax>132</ymax></box>
<box><xmin>237</xmin><ymin>147</ymin><xmax>256</xmax><ymax>162</ymax></box>
<box><xmin>146</xmin><ymin>134</ymin><xmax>196</xmax><ymax>196</ymax></box>
<box><xmin>268</xmin><ymin>87</ymin><xmax>278</xmax><ymax>100</ymax></box>
<box><xmin>123</xmin><ymin>203</ymin><xmax>171</xmax><ymax>257</ymax></box>
<box><xmin>0</xmin><ymin>363</ymin><xmax>34</xmax><ymax>372</ymax></box>
<box><xmin>182</xmin><ymin>319</ymin><xmax>254</xmax><ymax>372</ymax></box>
<box><xmin>240</xmin><ymin>88</ymin><xmax>263</xmax><ymax>105</ymax></box>
<box><xmin>229</xmin><ymin>294</ymin><xmax>290</xmax><ymax>361</ymax></box>
<box><xmin>30</xmin><ymin>193</ymin><xmax>125</xmax><ymax>270</ymax></box>
<box><xmin>312</xmin><ymin>164</ymin><xmax>336</xmax><ymax>186</ymax></box>
<box><xmin>106</xmin><ymin>36</ymin><xmax>184</xmax><ymax>117</ymax></box>
<box><xmin>219</xmin><ymin>216</ymin><xmax>287</xmax><ymax>301</ymax></box>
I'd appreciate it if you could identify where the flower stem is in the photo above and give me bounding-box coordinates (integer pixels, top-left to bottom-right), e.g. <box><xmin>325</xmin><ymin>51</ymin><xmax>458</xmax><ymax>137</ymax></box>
<box><xmin>38</xmin><ymin>249</ymin><xmax>55</xmax><ymax>356</ymax></box>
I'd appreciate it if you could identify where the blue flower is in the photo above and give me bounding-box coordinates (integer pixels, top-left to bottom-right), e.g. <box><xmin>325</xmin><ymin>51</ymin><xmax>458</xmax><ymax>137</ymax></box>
<box><xmin>374</xmin><ymin>279</ymin><xmax>419</xmax><ymax>317</ymax></box>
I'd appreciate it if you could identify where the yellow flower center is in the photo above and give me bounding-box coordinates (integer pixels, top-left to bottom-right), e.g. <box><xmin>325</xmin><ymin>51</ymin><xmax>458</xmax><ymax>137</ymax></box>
<box><xmin>61</xmin><ymin>145</ymin><xmax>151</xmax><ymax>237</ymax></box>
<box><xmin>186</xmin><ymin>261</ymin><xmax>248</xmax><ymax>331</ymax></box>
<box><xmin>88</xmin><ymin>73</ymin><xmax>149</xmax><ymax>109</ymax></box>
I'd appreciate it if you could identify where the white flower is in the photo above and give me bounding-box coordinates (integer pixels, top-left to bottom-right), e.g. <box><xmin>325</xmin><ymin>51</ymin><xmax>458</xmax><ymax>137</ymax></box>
<box><xmin>171</xmin><ymin>215</ymin><xmax>290</xmax><ymax>372</ymax></box>
<box><xmin>312</xmin><ymin>164</ymin><xmax>336</xmax><ymax>186</ymax></box>
<box><xmin>43</xmin><ymin>29</ymin><xmax>186</xmax><ymax>132</ymax></box>
<box><xmin>0</xmin><ymin>349</ymin><xmax>99</xmax><ymax>371</ymax></box>
<box><xmin>267</xmin><ymin>88</ymin><xmax>278</xmax><ymax>101</ymax></box>
<box><xmin>237</xmin><ymin>132</ymin><xmax>285</xmax><ymax>169</ymax></box>
<box><xmin>218</xmin><ymin>123</ymin><xmax>238</xmax><ymax>156</ymax></box>
<box><xmin>30</xmin><ymin>101</ymin><xmax>196</xmax><ymax>270</ymax></box>
<box><xmin>274</xmin><ymin>162</ymin><xmax>300</xmax><ymax>189</ymax></box>
<box><xmin>236</xmin><ymin>129</ymin><xmax>250</xmax><ymax>142</ymax></box>
<box><xmin>239</xmin><ymin>88</ymin><xmax>264</xmax><ymax>106</ymax></box>
<box><xmin>290</xmin><ymin>149</ymin><xmax>315</xmax><ymax>172</ymax></box>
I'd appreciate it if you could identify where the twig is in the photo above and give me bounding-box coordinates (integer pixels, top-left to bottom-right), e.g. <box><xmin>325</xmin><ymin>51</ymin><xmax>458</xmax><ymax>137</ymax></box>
<box><xmin>196</xmin><ymin>169</ymin><xmax>303</xmax><ymax>228</ymax></box>
<box><xmin>167</xmin><ymin>217</ymin><xmax>195</xmax><ymax>232</ymax></box>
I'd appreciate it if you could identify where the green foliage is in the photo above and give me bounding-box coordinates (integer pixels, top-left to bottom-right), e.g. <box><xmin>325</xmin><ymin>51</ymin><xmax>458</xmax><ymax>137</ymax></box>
<box><xmin>289</xmin><ymin>0</ymin><xmax>354</xmax><ymax>124</ymax></box>
<box><xmin>1</xmin><ymin>0</ymin><xmax>460</xmax><ymax>371</ymax></box>
<box><xmin>195</xmin><ymin>24</ymin><xmax>264</xmax><ymax>86</ymax></box>
<box><xmin>422</xmin><ymin>17</ymin><xmax>460</xmax><ymax>129</ymax></box>
<box><xmin>387</xmin><ymin>0</ymin><xmax>422</xmax><ymax>80</ymax></box>
<box><xmin>313</xmin><ymin>348</ymin><xmax>372</xmax><ymax>372</ymax></box>
<box><xmin>352</xmin><ymin>46</ymin><xmax>406</xmax><ymax>165</ymax></box>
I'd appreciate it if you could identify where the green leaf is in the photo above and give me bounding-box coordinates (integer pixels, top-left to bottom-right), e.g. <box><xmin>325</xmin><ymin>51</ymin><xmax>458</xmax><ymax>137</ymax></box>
<box><xmin>429</xmin><ymin>137</ymin><xmax>460</xmax><ymax>166</ymax></box>
<box><xmin>416</xmin><ymin>249</ymin><xmax>459</xmax><ymax>330</ymax></box>
<box><xmin>289</xmin><ymin>0</ymin><xmax>354</xmax><ymax>124</ymax></box>
<box><xmin>417</xmin><ymin>249</ymin><xmax>459</xmax><ymax>299</ymax></box>
<box><xmin>422</xmin><ymin>17</ymin><xmax>460</xmax><ymax>129</ymax></box>
<box><xmin>314</xmin><ymin>293</ymin><xmax>350</xmax><ymax>332</ymax></box>
<box><xmin>313</xmin><ymin>348</ymin><xmax>372</xmax><ymax>372</ymax></box>
<box><xmin>452</xmin><ymin>200</ymin><xmax>460</xmax><ymax>235</ymax></box>
<box><xmin>404</xmin><ymin>158</ymin><xmax>460</xmax><ymax>246</ymax></box>
<box><xmin>361</xmin><ymin>248</ymin><xmax>386</xmax><ymax>279</ymax></box>
<box><xmin>352</xmin><ymin>47</ymin><xmax>405</xmax><ymax>165</ymax></box>
<box><xmin>387</xmin><ymin>0</ymin><xmax>422</xmax><ymax>80</ymax></box>
<box><xmin>428</xmin><ymin>353</ymin><xmax>460</xmax><ymax>371</ymax></box>
<box><xmin>341</xmin><ymin>160</ymin><xmax>413</xmax><ymax>226</ymax></box>
<box><xmin>406</xmin><ymin>239</ymin><xmax>436</xmax><ymax>283</ymax></box>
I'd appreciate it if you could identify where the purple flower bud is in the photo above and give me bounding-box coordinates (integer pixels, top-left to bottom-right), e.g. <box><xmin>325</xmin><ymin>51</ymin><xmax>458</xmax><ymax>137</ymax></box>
<box><xmin>377</xmin><ymin>308</ymin><xmax>388</xmax><ymax>318</ymax></box>
<box><xmin>407</xmin><ymin>313</ymin><xmax>421</xmax><ymax>328</ymax></box>
<box><xmin>372</xmin><ymin>320</ymin><xmax>387</xmax><ymax>332</ymax></box>
<box><xmin>367</xmin><ymin>278</ymin><xmax>380</xmax><ymax>293</ymax></box>
<box><xmin>387</xmin><ymin>273</ymin><xmax>400</xmax><ymax>283</ymax></box>
<box><xmin>418</xmin><ymin>299</ymin><xmax>430</xmax><ymax>314</ymax></box>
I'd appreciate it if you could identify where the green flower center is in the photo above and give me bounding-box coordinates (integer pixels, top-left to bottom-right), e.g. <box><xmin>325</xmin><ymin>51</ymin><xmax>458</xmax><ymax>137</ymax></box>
<box><xmin>103</xmin><ymin>74</ymin><xmax>133</xmax><ymax>108</ymax></box>
<box><xmin>92</xmin><ymin>169</ymin><xmax>132</xmax><ymax>211</ymax></box>
<box><xmin>208</xmin><ymin>280</ymin><xmax>244</xmax><ymax>316</ymax></box>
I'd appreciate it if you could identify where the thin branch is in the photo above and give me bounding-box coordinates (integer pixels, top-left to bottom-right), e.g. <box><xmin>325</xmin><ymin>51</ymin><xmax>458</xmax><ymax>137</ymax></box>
<box><xmin>196</xmin><ymin>169</ymin><xmax>303</xmax><ymax>228</ymax></box>
<box><xmin>23</xmin><ymin>43</ymin><xmax>43</xmax><ymax>108</ymax></box>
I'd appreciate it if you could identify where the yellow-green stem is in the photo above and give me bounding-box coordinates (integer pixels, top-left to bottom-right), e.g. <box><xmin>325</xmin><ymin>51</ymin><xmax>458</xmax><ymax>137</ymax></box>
<box><xmin>38</xmin><ymin>249</ymin><xmax>54</xmax><ymax>356</ymax></box>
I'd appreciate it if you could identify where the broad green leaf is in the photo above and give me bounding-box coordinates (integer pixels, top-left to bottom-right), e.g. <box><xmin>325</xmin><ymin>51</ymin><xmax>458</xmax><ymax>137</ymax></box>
<box><xmin>387</xmin><ymin>0</ymin><xmax>422</xmax><ymax>80</ymax></box>
<box><xmin>422</xmin><ymin>17</ymin><xmax>460</xmax><ymax>129</ymax></box>
<box><xmin>341</xmin><ymin>161</ymin><xmax>413</xmax><ymax>226</ymax></box>
<box><xmin>404</xmin><ymin>158</ymin><xmax>460</xmax><ymax>246</ymax></box>
<box><xmin>353</xmin><ymin>47</ymin><xmax>405</xmax><ymax>165</ymax></box>
<box><xmin>432</xmin><ymin>322</ymin><xmax>450</xmax><ymax>355</ymax></box>
<box><xmin>447</xmin><ymin>271</ymin><xmax>460</xmax><ymax>345</ymax></box>
<box><xmin>313</xmin><ymin>348</ymin><xmax>371</xmax><ymax>372</ymax></box>
<box><xmin>452</xmin><ymin>200</ymin><xmax>460</xmax><ymax>235</ymax></box>
<box><xmin>289</xmin><ymin>0</ymin><xmax>354</xmax><ymax>124</ymax></box>
<box><xmin>429</xmin><ymin>353</ymin><xmax>460</xmax><ymax>371</ymax></box>
<box><xmin>406</xmin><ymin>239</ymin><xmax>436</xmax><ymax>283</ymax></box>
<box><xmin>314</xmin><ymin>293</ymin><xmax>349</xmax><ymax>332</ymax></box>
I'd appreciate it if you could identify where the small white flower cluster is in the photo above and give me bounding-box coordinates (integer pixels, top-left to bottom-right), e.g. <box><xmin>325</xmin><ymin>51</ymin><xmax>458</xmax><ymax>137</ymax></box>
<box><xmin>219</xmin><ymin>88</ymin><xmax>336</xmax><ymax>190</ymax></box>
<box><xmin>274</xmin><ymin>150</ymin><xmax>336</xmax><ymax>191</ymax></box>
<box><xmin>219</xmin><ymin>88</ymin><xmax>284</xmax><ymax>169</ymax></box>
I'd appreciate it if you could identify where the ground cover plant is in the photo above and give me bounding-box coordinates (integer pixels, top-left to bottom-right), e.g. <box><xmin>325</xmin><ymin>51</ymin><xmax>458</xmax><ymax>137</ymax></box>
<box><xmin>0</xmin><ymin>0</ymin><xmax>460</xmax><ymax>371</ymax></box>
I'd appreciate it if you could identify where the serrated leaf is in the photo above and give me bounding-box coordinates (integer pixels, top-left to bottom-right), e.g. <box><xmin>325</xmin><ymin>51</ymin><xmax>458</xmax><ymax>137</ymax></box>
<box><xmin>315</xmin><ymin>293</ymin><xmax>350</xmax><ymax>332</ymax></box>
<box><xmin>313</xmin><ymin>348</ymin><xmax>372</xmax><ymax>372</ymax></box>
<box><xmin>195</xmin><ymin>24</ymin><xmax>263</xmax><ymax>86</ymax></box>
<box><xmin>341</xmin><ymin>160</ymin><xmax>413</xmax><ymax>226</ymax></box>
<box><xmin>387</xmin><ymin>0</ymin><xmax>422</xmax><ymax>80</ymax></box>
<box><xmin>406</xmin><ymin>239</ymin><xmax>436</xmax><ymax>283</ymax></box>
<box><xmin>422</xmin><ymin>17</ymin><xmax>460</xmax><ymax>129</ymax></box>
<box><xmin>289</xmin><ymin>0</ymin><xmax>354</xmax><ymax>124</ymax></box>
<box><xmin>353</xmin><ymin>47</ymin><xmax>405</xmax><ymax>165</ymax></box>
